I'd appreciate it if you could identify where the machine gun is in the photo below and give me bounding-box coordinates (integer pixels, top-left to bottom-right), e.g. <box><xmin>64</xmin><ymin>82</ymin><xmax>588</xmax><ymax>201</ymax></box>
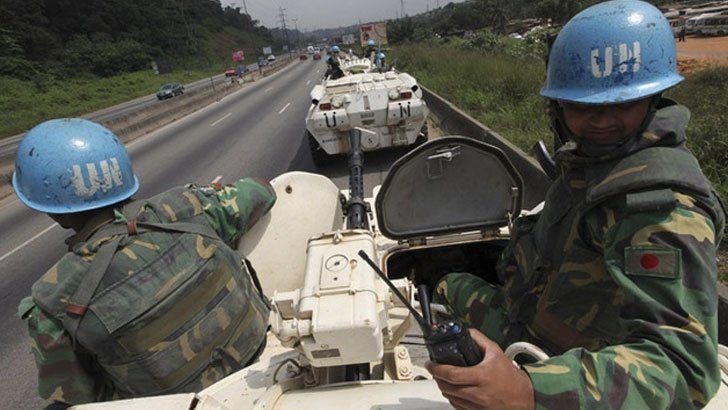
<box><xmin>343</xmin><ymin>128</ymin><xmax>369</xmax><ymax>231</ymax></box>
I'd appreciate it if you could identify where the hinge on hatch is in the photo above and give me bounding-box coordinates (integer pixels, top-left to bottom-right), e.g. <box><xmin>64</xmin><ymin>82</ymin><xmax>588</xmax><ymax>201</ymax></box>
<box><xmin>507</xmin><ymin>186</ymin><xmax>520</xmax><ymax>230</ymax></box>
<box><xmin>404</xmin><ymin>237</ymin><xmax>427</xmax><ymax>246</ymax></box>
<box><xmin>425</xmin><ymin>145</ymin><xmax>461</xmax><ymax>179</ymax></box>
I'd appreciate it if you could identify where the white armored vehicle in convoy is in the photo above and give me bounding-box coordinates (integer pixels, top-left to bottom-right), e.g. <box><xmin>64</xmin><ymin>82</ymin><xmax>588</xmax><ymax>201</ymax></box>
<box><xmin>73</xmin><ymin>132</ymin><xmax>728</xmax><ymax>410</ymax></box>
<box><xmin>305</xmin><ymin>57</ymin><xmax>429</xmax><ymax>165</ymax></box>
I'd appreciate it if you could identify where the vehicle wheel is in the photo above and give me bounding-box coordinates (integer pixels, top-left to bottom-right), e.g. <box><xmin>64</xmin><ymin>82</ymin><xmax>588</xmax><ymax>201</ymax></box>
<box><xmin>308</xmin><ymin>132</ymin><xmax>328</xmax><ymax>168</ymax></box>
<box><xmin>414</xmin><ymin>124</ymin><xmax>429</xmax><ymax>146</ymax></box>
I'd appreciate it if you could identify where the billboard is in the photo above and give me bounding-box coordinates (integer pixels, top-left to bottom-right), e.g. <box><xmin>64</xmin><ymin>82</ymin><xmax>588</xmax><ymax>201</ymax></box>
<box><xmin>263</xmin><ymin>46</ymin><xmax>272</xmax><ymax>55</ymax></box>
<box><xmin>342</xmin><ymin>34</ymin><xmax>356</xmax><ymax>45</ymax></box>
<box><xmin>360</xmin><ymin>22</ymin><xmax>388</xmax><ymax>46</ymax></box>
<box><xmin>232</xmin><ymin>50</ymin><xmax>244</xmax><ymax>61</ymax></box>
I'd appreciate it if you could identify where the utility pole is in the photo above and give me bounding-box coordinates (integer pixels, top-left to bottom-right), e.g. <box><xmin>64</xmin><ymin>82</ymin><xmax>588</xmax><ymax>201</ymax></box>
<box><xmin>242</xmin><ymin>0</ymin><xmax>248</xmax><ymax>14</ymax></box>
<box><xmin>277</xmin><ymin>7</ymin><xmax>289</xmax><ymax>52</ymax></box>
<box><xmin>292</xmin><ymin>18</ymin><xmax>298</xmax><ymax>48</ymax></box>
<box><xmin>400</xmin><ymin>0</ymin><xmax>406</xmax><ymax>17</ymax></box>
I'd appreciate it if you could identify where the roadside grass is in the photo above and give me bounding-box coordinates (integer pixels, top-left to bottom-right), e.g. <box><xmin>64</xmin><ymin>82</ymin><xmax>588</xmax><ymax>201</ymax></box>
<box><xmin>394</xmin><ymin>45</ymin><xmax>552</xmax><ymax>153</ymax></box>
<box><xmin>0</xmin><ymin>69</ymin><xmax>218</xmax><ymax>138</ymax></box>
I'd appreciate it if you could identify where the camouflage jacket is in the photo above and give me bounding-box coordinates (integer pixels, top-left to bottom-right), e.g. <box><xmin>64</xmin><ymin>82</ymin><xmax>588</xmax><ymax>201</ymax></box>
<box><xmin>497</xmin><ymin>102</ymin><xmax>726</xmax><ymax>409</ymax></box>
<box><xmin>18</xmin><ymin>178</ymin><xmax>276</xmax><ymax>405</ymax></box>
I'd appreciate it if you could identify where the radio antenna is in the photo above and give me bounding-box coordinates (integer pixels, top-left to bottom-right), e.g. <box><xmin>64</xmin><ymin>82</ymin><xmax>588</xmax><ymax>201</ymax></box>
<box><xmin>358</xmin><ymin>250</ymin><xmax>431</xmax><ymax>335</ymax></box>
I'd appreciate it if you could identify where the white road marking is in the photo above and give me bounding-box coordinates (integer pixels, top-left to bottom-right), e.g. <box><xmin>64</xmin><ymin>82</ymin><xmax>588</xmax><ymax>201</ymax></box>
<box><xmin>210</xmin><ymin>113</ymin><xmax>232</xmax><ymax>127</ymax></box>
<box><xmin>278</xmin><ymin>103</ymin><xmax>291</xmax><ymax>114</ymax></box>
<box><xmin>265</xmin><ymin>87</ymin><xmax>273</xmax><ymax>93</ymax></box>
<box><xmin>306</xmin><ymin>79</ymin><xmax>311</xmax><ymax>85</ymax></box>
<box><xmin>0</xmin><ymin>223</ymin><xmax>58</xmax><ymax>263</ymax></box>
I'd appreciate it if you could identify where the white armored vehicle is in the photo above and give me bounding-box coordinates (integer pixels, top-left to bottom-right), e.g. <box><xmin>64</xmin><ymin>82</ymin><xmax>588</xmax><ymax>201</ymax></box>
<box><xmin>73</xmin><ymin>133</ymin><xmax>728</xmax><ymax>410</ymax></box>
<box><xmin>306</xmin><ymin>57</ymin><xmax>429</xmax><ymax>165</ymax></box>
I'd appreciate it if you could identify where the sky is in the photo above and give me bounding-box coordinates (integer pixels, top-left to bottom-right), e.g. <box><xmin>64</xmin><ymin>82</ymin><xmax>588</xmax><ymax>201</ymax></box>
<box><xmin>221</xmin><ymin>0</ymin><xmax>467</xmax><ymax>32</ymax></box>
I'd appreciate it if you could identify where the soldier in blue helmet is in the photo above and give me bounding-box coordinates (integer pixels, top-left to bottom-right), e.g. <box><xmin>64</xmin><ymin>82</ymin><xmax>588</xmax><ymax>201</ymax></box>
<box><xmin>364</xmin><ymin>38</ymin><xmax>377</xmax><ymax>59</ymax></box>
<box><xmin>374</xmin><ymin>52</ymin><xmax>386</xmax><ymax>72</ymax></box>
<box><xmin>14</xmin><ymin>119</ymin><xmax>276</xmax><ymax>409</ymax></box>
<box><xmin>325</xmin><ymin>45</ymin><xmax>344</xmax><ymax>80</ymax></box>
<box><xmin>427</xmin><ymin>1</ymin><xmax>726</xmax><ymax>409</ymax></box>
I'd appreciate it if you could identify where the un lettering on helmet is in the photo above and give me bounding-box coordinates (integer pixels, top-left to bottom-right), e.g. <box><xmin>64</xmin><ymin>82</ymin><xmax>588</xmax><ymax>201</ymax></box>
<box><xmin>590</xmin><ymin>42</ymin><xmax>641</xmax><ymax>79</ymax></box>
<box><xmin>71</xmin><ymin>158</ymin><xmax>125</xmax><ymax>197</ymax></box>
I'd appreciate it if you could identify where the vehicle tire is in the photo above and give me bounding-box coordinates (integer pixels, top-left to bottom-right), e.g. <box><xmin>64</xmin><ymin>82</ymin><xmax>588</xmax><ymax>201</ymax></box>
<box><xmin>414</xmin><ymin>124</ymin><xmax>429</xmax><ymax>146</ymax></box>
<box><xmin>308</xmin><ymin>131</ymin><xmax>328</xmax><ymax>168</ymax></box>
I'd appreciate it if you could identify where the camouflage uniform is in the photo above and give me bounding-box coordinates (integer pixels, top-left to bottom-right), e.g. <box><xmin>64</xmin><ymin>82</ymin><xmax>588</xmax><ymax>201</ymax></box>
<box><xmin>18</xmin><ymin>178</ymin><xmax>276</xmax><ymax>405</ymax></box>
<box><xmin>435</xmin><ymin>101</ymin><xmax>726</xmax><ymax>409</ymax></box>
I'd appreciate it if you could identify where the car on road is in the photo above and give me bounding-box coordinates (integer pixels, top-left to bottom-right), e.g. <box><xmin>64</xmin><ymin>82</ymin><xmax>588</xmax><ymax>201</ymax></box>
<box><xmin>299</xmin><ymin>53</ymin><xmax>308</xmax><ymax>60</ymax></box>
<box><xmin>156</xmin><ymin>83</ymin><xmax>184</xmax><ymax>100</ymax></box>
<box><xmin>225</xmin><ymin>66</ymin><xmax>249</xmax><ymax>77</ymax></box>
<box><xmin>312</xmin><ymin>52</ymin><xmax>322</xmax><ymax>60</ymax></box>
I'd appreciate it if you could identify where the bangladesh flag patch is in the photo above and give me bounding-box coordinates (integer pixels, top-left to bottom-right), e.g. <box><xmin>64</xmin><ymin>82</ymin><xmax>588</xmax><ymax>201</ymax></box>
<box><xmin>624</xmin><ymin>247</ymin><xmax>681</xmax><ymax>279</ymax></box>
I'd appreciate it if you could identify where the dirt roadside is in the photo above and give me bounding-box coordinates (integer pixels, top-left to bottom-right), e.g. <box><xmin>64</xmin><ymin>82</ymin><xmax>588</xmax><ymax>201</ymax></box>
<box><xmin>676</xmin><ymin>35</ymin><xmax>728</xmax><ymax>74</ymax></box>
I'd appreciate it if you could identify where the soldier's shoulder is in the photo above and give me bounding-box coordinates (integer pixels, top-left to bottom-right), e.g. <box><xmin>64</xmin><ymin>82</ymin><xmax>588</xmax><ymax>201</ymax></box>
<box><xmin>587</xmin><ymin>146</ymin><xmax>711</xmax><ymax>207</ymax></box>
<box><xmin>141</xmin><ymin>185</ymin><xmax>207</xmax><ymax>221</ymax></box>
<box><xmin>31</xmin><ymin>253</ymin><xmax>88</xmax><ymax>317</ymax></box>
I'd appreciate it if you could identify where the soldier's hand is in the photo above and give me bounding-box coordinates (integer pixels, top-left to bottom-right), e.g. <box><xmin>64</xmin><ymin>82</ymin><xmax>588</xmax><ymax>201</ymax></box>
<box><xmin>425</xmin><ymin>328</ymin><xmax>535</xmax><ymax>410</ymax></box>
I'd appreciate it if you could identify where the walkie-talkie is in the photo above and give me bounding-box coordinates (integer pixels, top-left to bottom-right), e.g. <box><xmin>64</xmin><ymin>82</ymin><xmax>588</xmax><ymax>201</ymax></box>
<box><xmin>358</xmin><ymin>250</ymin><xmax>484</xmax><ymax>367</ymax></box>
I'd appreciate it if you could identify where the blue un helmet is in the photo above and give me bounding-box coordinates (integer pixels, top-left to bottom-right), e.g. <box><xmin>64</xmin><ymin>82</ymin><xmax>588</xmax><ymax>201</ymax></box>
<box><xmin>367</xmin><ymin>39</ymin><xmax>375</xmax><ymax>47</ymax></box>
<box><xmin>331</xmin><ymin>45</ymin><xmax>340</xmax><ymax>53</ymax></box>
<box><xmin>541</xmin><ymin>0</ymin><xmax>683</xmax><ymax>104</ymax></box>
<box><xmin>12</xmin><ymin>118</ymin><xmax>139</xmax><ymax>214</ymax></box>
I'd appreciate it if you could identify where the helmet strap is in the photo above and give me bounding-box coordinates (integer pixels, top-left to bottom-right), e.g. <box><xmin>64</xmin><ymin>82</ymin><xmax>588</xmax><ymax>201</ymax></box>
<box><xmin>548</xmin><ymin>94</ymin><xmax>663</xmax><ymax>157</ymax></box>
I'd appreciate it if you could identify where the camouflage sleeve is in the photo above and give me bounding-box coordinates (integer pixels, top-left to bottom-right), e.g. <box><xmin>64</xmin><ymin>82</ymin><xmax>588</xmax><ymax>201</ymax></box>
<box><xmin>523</xmin><ymin>192</ymin><xmax>722</xmax><ymax>409</ymax></box>
<box><xmin>193</xmin><ymin>177</ymin><xmax>276</xmax><ymax>247</ymax></box>
<box><xmin>18</xmin><ymin>297</ymin><xmax>100</xmax><ymax>405</ymax></box>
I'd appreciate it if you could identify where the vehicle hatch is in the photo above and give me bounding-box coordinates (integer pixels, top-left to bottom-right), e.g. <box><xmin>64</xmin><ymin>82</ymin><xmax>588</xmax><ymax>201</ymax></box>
<box><xmin>375</xmin><ymin>136</ymin><xmax>523</xmax><ymax>242</ymax></box>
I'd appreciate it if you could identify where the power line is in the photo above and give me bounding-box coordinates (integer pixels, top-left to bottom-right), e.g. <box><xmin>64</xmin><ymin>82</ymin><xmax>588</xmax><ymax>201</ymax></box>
<box><xmin>277</xmin><ymin>7</ymin><xmax>288</xmax><ymax>30</ymax></box>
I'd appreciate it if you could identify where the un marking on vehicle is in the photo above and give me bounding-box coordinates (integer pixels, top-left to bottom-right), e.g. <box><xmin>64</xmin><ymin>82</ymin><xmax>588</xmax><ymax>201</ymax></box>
<box><xmin>360</xmin><ymin>111</ymin><xmax>375</xmax><ymax>119</ymax></box>
<box><xmin>71</xmin><ymin>158</ymin><xmax>124</xmax><ymax>197</ymax></box>
<box><xmin>591</xmin><ymin>41</ymin><xmax>641</xmax><ymax>78</ymax></box>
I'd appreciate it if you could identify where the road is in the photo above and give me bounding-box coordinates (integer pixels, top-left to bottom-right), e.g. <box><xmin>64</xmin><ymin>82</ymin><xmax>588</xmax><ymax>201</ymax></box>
<box><xmin>0</xmin><ymin>58</ymin><xmax>408</xmax><ymax>409</ymax></box>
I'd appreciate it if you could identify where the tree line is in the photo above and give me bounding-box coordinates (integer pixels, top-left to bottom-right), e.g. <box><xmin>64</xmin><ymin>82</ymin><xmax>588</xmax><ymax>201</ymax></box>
<box><xmin>0</xmin><ymin>0</ymin><xmax>692</xmax><ymax>81</ymax></box>
<box><xmin>0</xmin><ymin>0</ymin><xmax>271</xmax><ymax>79</ymax></box>
<box><xmin>388</xmin><ymin>0</ymin><xmax>684</xmax><ymax>43</ymax></box>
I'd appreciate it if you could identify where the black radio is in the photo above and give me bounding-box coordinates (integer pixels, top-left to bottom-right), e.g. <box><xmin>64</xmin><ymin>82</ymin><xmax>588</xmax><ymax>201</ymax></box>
<box><xmin>358</xmin><ymin>250</ymin><xmax>484</xmax><ymax>367</ymax></box>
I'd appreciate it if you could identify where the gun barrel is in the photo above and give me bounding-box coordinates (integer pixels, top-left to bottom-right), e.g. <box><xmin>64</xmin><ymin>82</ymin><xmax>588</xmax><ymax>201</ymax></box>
<box><xmin>346</xmin><ymin>128</ymin><xmax>369</xmax><ymax>230</ymax></box>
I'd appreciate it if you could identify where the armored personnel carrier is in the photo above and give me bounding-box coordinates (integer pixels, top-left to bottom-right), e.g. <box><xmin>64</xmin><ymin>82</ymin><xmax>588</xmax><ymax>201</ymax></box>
<box><xmin>74</xmin><ymin>132</ymin><xmax>728</xmax><ymax>409</ymax></box>
<box><xmin>305</xmin><ymin>57</ymin><xmax>428</xmax><ymax>166</ymax></box>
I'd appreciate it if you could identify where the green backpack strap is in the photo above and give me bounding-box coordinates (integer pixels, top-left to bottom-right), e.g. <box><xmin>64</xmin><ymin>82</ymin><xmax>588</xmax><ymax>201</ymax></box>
<box><xmin>62</xmin><ymin>199</ymin><xmax>220</xmax><ymax>345</ymax></box>
<box><xmin>63</xmin><ymin>234</ymin><xmax>122</xmax><ymax>346</ymax></box>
